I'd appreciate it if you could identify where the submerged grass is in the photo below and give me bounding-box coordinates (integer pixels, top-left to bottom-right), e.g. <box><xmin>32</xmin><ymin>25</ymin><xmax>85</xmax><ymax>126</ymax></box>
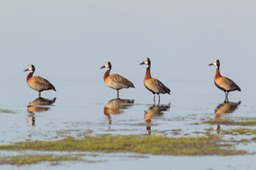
<box><xmin>222</xmin><ymin>128</ymin><xmax>256</xmax><ymax>135</ymax></box>
<box><xmin>0</xmin><ymin>135</ymin><xmax>245</xmax><ymax>156</ymax></box>
<box><xmin>205</xmin><ymin>118</ymin><xmax>256</xmax><ymax>126</ymax></box>
<box><xmin>0</xmin><ymin>154</ymin><xmax>81</xmax><ymax>166</ymax></box>
<box><xmin>0</xmin><ymin>109</ymin><xmax>16</xmax><ymax>114</ymax></box>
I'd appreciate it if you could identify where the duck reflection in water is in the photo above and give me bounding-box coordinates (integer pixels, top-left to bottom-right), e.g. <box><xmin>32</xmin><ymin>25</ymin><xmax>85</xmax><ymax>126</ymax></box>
<box><xmin>27</xmin><ymin>97</ymin><xmax>56</xmax><ymax>126</ymax></box>
<box><xmin>103</xmin><ymin>98</ymin><xmax>134</xmax><ymax>126</ymax></box>
<box><xmin>144</xmin><ymin>103</ymin><xmax>171</xmax><ymax>135</ymax></box>
<box><xmin>214</xmin><ymin>100</ymin><xmax>241</xmax><ymax>120</ymax></box>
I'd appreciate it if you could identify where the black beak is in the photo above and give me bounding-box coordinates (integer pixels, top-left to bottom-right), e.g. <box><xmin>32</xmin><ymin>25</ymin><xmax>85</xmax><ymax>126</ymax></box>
<box><xmin>100</xmin><ymin>65</ymin><xmax>105</xmax><ymax>69</ymax></box>
<box><xmin>139</xmin><ymin>61</ymin><xmax>145</xmax><ymax>65</ymax></box>
<box><xmin>208</xmin><ymin>63</ymin><xmax>214</xmax><ymax>66</ymax></box>
<box><xmin>24</xmin><ymin>68</ymin><xmax>29</xmax><ymax>72</ymax></box>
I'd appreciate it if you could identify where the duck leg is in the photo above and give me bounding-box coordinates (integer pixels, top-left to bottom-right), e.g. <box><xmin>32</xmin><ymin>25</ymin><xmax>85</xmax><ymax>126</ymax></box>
<box><xmin>224</xmin><ymin>92</ymin><xmax>229</xmax><ymax>103</ymax></box>
<box><xmin>158</xmin><ymin>94</ymin><xmax>161</xmax><ymax>104</ymax></box>
<box><xmin>117</xmin><ymin>90</ymin><xmax>120</xmax><ymax>99</ymax></box>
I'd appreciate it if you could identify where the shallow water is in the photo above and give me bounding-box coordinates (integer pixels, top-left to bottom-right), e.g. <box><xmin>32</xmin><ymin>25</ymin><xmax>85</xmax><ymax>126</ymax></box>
<box><xmin>0</xmin><ymin>78</ymin><xmax>252</xmax><ymax>143</ymax></box>
<box><xmin>0</xmin><ymin>78</ymin><xmax>256</xmax><ymax>169</ymax></box>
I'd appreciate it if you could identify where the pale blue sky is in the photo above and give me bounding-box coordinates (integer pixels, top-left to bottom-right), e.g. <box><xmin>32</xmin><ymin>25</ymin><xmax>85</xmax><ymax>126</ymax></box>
<box><xmin>0</xmin><ymin>0</ymin><xmax>255</xmax><ymax>87</ymax></box>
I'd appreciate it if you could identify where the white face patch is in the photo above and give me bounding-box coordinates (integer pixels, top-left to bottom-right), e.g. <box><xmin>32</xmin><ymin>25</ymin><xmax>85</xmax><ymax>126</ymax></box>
<box><xmin>27</xmin><ymin>65</ymin><xmax>33</xmax><ymax>72</ymax></box>
<box><xmin>212</xmin><ymin>60</ymin><xmax>217</xmax><ymax>68</ymax></box>
<box><xmin>104</xmin><ymin>62</ymin><xmax>111</xmax><ymax>70</ymax></box>
<box><xmin>144</xmin><ymin>58</ymin><xmax>149</xmax><ymax>65</ymax></box>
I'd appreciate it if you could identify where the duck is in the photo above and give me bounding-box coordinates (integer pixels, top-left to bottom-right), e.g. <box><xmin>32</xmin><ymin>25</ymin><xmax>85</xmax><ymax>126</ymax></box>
<box><xmin>209</xmin><ymin>59</ymin><xmax>241</xmax><ymax>102</ymax></box>
<box><xmin>100</xmin><ymin>61</ymin><xmax>135</xmax><ymax>98</ymax></box>
<box><xmin>24</xmin><ymin>64</ymin><xmax>56</xmax><ymax>97</ymax></box>
<box><xmin>140</xmin><ymin>57</ymin><xmax>170</xmax><ymax>103</ymax></box>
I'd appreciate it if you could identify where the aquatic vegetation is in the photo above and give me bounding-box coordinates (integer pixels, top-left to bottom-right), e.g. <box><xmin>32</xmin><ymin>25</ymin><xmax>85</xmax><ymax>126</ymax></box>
<box><xmin>0</xmin><ymin>135</ymin><xmax>245</xmax><ymax>156</ymax></box>
<box><xmin>0</xmin><ymin>109</ymin><xmax>16</xmax><ymax>114</ymax></box>
<box><xmin>205</xmin><ymin>118</ymin><xmax>256</xmax><ymax>126</ymax></box>
<box><xmin>222</xmin><ymin>128</ymin><xmax>256</xmax><ymax>135</ymax></box>
<box><xmin>0</xmin><ymin>154</ymin><xmax>82</xmax><ymax>166</ymax></box>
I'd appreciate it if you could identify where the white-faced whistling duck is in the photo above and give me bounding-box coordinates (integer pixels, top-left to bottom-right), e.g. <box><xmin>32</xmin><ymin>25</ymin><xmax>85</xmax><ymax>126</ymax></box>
<box><xmin>209</xmin><ymin>59</ymin><xmax>241</xmax><ymax>102</ymax></box>
<box><xmin>100</xmin><ymin>61</ymin><xmax>135</xmax><ymax>98</ymax></box>
<box><xmin>24</xmin><ymin>64</ymin><xmax>56</xmax><ymax>97</ymax></box>
<box><xmin>140</xmin><ymin>57</ymin><xmax>170</xmax><ymax>103</ymax></box>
